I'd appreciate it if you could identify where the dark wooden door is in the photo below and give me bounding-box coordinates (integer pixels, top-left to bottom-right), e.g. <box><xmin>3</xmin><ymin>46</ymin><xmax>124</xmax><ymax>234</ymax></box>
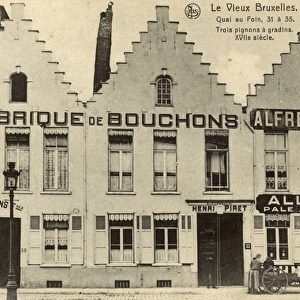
<box><xmin>197</xmin><ymin>213</ymin><xmax>244</xmax><ymax>286</ymax></box>
<box><xmin>0</xmin><ymin>218</ymin><xmax>21</xmax><ymax>287</ymax></box>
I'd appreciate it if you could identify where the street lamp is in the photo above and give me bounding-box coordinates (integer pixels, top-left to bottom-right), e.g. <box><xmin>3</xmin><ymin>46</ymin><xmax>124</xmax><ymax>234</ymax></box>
<box><xmin>3</xmin><ymin>162</ymin><xmax>21</xmax><ymax>300</ymax></box>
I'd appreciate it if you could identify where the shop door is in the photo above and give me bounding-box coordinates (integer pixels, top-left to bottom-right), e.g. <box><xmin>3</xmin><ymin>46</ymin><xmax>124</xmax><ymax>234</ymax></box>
<box><xmin>197</xmin><ymin>213</ymin><xmax>244</xmax><ymax>286</ymax></box>
<box><xmin>0</xmin><ymin>218</ymin><xmax>21</xmax><ymax>287</ymax></box>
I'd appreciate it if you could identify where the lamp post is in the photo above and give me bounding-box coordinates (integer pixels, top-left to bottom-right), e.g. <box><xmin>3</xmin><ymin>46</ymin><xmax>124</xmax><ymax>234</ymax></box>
<box><xmin>3</xmin><ymin>162</ymin><xmax>21</xmax><ymax>300</ymax></box>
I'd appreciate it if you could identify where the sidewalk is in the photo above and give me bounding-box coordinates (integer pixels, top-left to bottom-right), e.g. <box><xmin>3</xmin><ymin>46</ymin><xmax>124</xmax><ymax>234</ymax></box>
<box><xmin>0</xmin><ymin>286</ymin><xmax>299</xmax><ymax>300</ymax></box>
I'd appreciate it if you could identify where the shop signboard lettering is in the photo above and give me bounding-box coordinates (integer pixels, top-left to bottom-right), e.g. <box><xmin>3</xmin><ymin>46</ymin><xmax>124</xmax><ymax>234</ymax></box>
<box><xmin>250</xmin><ymin>109</ymin><xmax>300</xmax><ymax>130</ymax></box>
<box><xmin>256</xmin><ymin>194</ymin><xmax>300</xmax><ymax>213</ymax></box>
<box><xmin>0</xmin><ymin>110</ymin><xmax>239</xmax><ymax>129</ymax></box>
<box><xmin>192</xmin><ymin>203</ymin><xmax>247</xmax><ymax>213</ymax></box>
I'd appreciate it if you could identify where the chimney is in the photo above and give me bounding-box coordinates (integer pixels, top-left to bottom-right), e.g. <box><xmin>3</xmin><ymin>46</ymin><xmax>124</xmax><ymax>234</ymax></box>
<box><xmin>155</xmin><ymin>6</ymin><xmax>169</xmax><ymax>24</ymax></box>
<box><xmin>11</xmin><ymin>3</ymin><xmax>25</xmax><ymax>20</ymax></box>
<box><xmin>297</xmin><ymin>32</ymin><xmax>300</xmax><ymax>42</ymax></box>
<box><xmin>93</xmin><ymin>2</ymin><xmax>113</xmax><ymax>93</ymax></box>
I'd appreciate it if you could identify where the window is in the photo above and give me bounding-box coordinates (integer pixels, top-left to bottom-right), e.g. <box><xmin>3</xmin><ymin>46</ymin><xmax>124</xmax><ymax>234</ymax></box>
<box><xmin>108</xmin><ymin>130</ymin><xmax>133</xmax><ymax>192</ymax></box>
<box><xmin>265</xmin><ymin>133</ymin><xmax>287</xmax><ymax>190</ymax></box>
<box><xmin>44</xmin><ymin>128</ymin><xmax>68</xmax><ymax>191</ymax></box>
<box><xmin>10</xmin><ymin>72</ymin><xmax>27</xmax><ymax>102</ymax></box>
<box><xmin>154</xmin><ymin>131</ymin><xmax>177</xmax><ymax>191</ymax></box>
<box><xmin>43</xmin><ymin>214</ymin><xmax>69</xmax><ymax>263</ymax></box>
<box><xmin>156</xmin><ymin>76</ymin><xmax>172</xmax><ymax>106</ymax></box>
<box><xmin>109</xmin><ymin>213</ymin><xmax>134</xmax><ymax>263</ymax></box>
<box><xmin>5</xmin><ymin>128</ymin><xmax>30</xmax><ymax>190</ymax></box>
<box><xmin>267</xmin><ymin>228</ymin><xmax>289</xmax><ymax>260</ymax></box>
<box><xmin>205</xmin><ymin>129</ymin><xmax>229</xmax><ymax>191</ymax></box>
<box><xmin>154</xmin><ymin>214</ymin><xmax>178</xmax><ymax>263</ymax></box>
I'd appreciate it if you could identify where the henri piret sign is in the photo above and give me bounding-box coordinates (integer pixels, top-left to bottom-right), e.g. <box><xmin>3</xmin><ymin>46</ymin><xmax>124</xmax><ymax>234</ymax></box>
<box><xmin>256</xmin><ymin>194</ymin><xmax>300</xmax><ymax>213</ymax></box>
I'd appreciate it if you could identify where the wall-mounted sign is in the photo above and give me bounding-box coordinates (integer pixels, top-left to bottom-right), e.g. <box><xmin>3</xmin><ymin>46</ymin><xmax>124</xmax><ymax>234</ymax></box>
<box><xmin>186</xmin><ymin>200</ymin><xmax>252</xmax><ymax>213</ymax></box>
<box><xmin>256</xmin><ymin>194</ymin><xmax>300</xmax><ymax>213</ymax></box>
<box><xmin>245</xmin><ymin>243</ymin><xmax>251</xmax><ymax>250</ymax></box>
<box><xmin>250</xmin><ymin>109</ymin><xmax>300</xmax><ymax>130</ymax></box>
<box><xmin>0</xmin><ymin>110</ymin><xmax>239</xmax><ymax>129</ymax></box>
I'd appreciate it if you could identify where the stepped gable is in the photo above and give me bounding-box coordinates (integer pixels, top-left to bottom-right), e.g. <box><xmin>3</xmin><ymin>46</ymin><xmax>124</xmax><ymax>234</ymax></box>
<box><xmin>98</xmin><ymin>6</ymin><xmax>239</xmax><ymax>109</ymax></box>
<box><xmin>247</xmin><ymin>32</ymin><xmax>300</xmax><ymax>109</ymax></box>
<box><xmin>0</xmin><ymin>3</ymin><xmax>78</xmax><ymax>105</ymax></box>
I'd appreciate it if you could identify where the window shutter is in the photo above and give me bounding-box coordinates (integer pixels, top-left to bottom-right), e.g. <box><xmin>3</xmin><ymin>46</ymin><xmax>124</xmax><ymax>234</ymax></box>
<box><xmin>254</xmin><ymin>215</ymin><xmax>263</xmax><ymax>229</ymax></box>
<box><xmin>70</xmin><ymin>215</ymin><xmax>83</xmax><ymax>264</ymax></box>
<box><xmin>253</xmin><ymin>215</ymin><xmax>264</xmax><ymax>257</ymax></box>
<box><xmin>28</xmin><ymin>216</ymin><xmax>41</xmax><ymax>264</ymax></box>
<box><xmin>293</xmin><ymin>216</ymin><xmax>300</xmax><ymax>261</ymax></box>
<box><xmin>180</xmin><ymin>215</ymin><xmax>193</xmax><ymax>264</ymax></box>
<box><xmin>140</xmin><ymin>215</ymin><xmax>153</xmax><ymax>263</ymax></box>
<box><xmin>95</xmin><ymin>215</ymin><xmax>108</xmax><ymax>264</ymax></box>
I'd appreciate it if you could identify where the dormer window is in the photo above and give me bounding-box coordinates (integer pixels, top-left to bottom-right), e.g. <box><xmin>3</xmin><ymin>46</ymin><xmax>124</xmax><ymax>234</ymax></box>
<box><xmin>156</xmin><ymin>76</ymin><xmax>172</xmax><ymax>106</ymax></box>
<box><xmin>10</xmin><ymin>72</ymin><xmax>27</xmax><ymax>102</ymax></box>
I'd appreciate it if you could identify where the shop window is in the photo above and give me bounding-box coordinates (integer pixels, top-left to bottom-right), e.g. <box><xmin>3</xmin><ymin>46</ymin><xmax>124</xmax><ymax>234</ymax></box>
<box><xmin>5</xmin><ymin>128</ymin><xmax>30</xmax><ymax>190</ymax></box>
<box><xmin>265</xmin><ymin>133</ymin><xmax>287</xmax><ymax>191</ymax></box>
<box><xmin>10</xmin><ymin>72</ymin><xmax>27</xmax><ymax>102</ymax></box>
<box><xmin>205</xmin><ymin>129</ymin><xmax>229</xmax><ymax>191</ymax></box>
<box><xmin>43</xmin><ymin>214</ymin><xmax>69</xmax><ymax>263</ymax></box>
<box><xmin>154</xmin><ymin>214</ymin><xmax>178</xmax><ymax>263</ymax></box>
<box><xmin>43</xmin><ymin>128</ymin><xmax>68</xmax><ymax>191</ymax></box>
<box><xmin>267</xmin><ymin>228</ymin><xmax>289</xmax><ymax>260</ymax></box>
<box><xmin>154</xmin><ymin>131</ymin><xmax>177</xmax><ymax>191</ymax></box>
<box><xmin>109</xmin><ymin>213</ymin><xmax>134</xmax><ymax>263</ymax></box>
<box><xmin>108</xmin><ymin>130</ymin><xmax>133</xmax><ymax>192</ymax></box>
<box><xmin>156</xmin><ymin>76</ymin><xmax>173</xmax><ymax>106</ymax></box>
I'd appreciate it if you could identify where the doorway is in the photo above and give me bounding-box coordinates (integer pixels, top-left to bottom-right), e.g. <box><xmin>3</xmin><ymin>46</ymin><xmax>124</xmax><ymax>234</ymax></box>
<box><xmin>197</xmin><ymin>213</ymin><xmax>244</xmax><ymax>286</ymax></box>
<box><xmin>0</xmin><ymin>218</ymin><xmax>21</xmax><ymax>287</ymax></box>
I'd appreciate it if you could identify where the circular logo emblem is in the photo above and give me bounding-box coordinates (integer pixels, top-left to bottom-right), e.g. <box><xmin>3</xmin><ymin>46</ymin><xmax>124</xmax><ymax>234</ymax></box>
<box><xmin>185</xmin><ymin>3</ymin><xmax>201</xmax><ymax>19</ymax></box>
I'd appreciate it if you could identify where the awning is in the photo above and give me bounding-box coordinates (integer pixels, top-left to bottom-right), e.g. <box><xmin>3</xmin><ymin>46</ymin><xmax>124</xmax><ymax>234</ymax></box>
<box><xmin>154</xmin><ymin>213</ymin><xmax>178</xmax><ymax>221</ymax></box>
<box><xmin>44</xmin><ymin>128</ymin><xmax>68</xmax><ymax>135</ymax></box>
<box><xmin>108</xmin><ymin>213</ymin><xmax>134</xmax><ymax>221</ymax></box>
<box><xmin>6</xmin><ymin>127</ymin><xmax>30</xmax><ymax>135</ymax></box>
<box><xmin>43</xmin><ymin>214</ymin><xmax>69</xmax><ymax>221</ymax></box>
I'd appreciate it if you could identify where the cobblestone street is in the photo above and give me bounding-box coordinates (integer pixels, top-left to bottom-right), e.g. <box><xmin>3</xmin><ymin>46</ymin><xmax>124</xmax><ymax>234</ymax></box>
<box><xmin>0</xmin><ymin>287</ymin><xmax>300</xmax><ymax>300</ymax></box>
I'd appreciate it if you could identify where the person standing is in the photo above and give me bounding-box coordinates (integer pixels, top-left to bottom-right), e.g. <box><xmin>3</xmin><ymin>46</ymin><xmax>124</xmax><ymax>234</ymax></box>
<box><xmin>205</xmin><ymin>255</ymin><xmax>217</xmax><ymax>288</ymax></box>
<box><xmin>248</xmin><ymin>254</ymin><xmax>262</xmax><ymax>294</ymax></box>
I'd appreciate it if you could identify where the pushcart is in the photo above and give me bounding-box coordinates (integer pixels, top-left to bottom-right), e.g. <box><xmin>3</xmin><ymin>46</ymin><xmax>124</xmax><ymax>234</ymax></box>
<box><xmin>259</xmin><ymin>266</ymin><xmax>289</xmax><ymax>294</ymax></box>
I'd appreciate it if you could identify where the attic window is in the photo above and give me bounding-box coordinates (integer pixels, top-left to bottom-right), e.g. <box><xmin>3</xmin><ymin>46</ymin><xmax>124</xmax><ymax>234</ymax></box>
<box><xmin>10</xmin><ymin>72</ymin><xmax>27</xmax><ymax>102</ymax></box>
<box><xmin>156</xmin><ymin>75</ymin><xmax>173</xmax><ymax>106</ymax></box>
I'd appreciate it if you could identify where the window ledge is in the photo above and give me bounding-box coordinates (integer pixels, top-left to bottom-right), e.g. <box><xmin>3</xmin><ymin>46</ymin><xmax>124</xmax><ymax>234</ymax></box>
<box><xmin>264</xmin><ymin>191</ymin><xmax>290</xmax><ymax>194</ymax></box>
<box><xmin>2</xmin><ymin>190</ymin><xmax>33</xmax><ymax>195</ymax></box>
<box><xmin>203</xmin><ymin>191</ymin><xmax>233</xmax><ymax>195</ymax></box>
<box><xmin>106</xmin><ymin>192</ymin><xmax>136</xmax><ymax>195</ymax></box>
<box><xmin>40</xmin><ymin>263</ymin><xmax>71</xmax><ymax>268</ymax></box>
<box><xmin>152</xmin><ymin>263</ymin><xmax>182</xmax><ymax>267</ymax></box>
<box><xmin>151</xmin><ymin>191</ymin><xmax>181</xmax><ymax>195</ymax></box>
<box><xmin>107</xmin><ymin>263</ymin><xmax>137</xmax><ymax>267</ymax></box>
<box><xmin>40</xmin><ymin>191</ymin><xmax>72</xmax><ymax>195</ymax></box>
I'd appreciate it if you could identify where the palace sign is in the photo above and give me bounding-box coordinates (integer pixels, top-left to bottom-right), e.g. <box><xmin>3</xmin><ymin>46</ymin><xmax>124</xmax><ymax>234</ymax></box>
<box><xmin>256</xmin><ymin>194</ymin><xmax>300</xmax><ymax>213</ymax></box>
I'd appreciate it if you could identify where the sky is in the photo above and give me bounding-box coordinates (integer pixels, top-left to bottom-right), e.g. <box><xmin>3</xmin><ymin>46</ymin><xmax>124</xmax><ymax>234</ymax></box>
<box><xmin>2</xmin><ymin>0</ymin><xmax>300</xmax><ymax>104</ymax></box>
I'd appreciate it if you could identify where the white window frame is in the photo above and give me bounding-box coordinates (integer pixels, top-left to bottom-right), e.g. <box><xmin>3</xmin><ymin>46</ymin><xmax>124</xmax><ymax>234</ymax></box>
<box><xmin>109</xmin><ymin>226</ymin><xmax>133</xmax><ymax>263</ymax></box>
<box><xmin>44</xmin><ymin>131</ymin><xmax>68</xmax><ymax>191</ymax></box>
<box><xmin>108</xmin><ymin>133</ymin><xmax>133</xmax><ymax>192</ymax></box>
<box><xmin>43</xmin><ymin>215</ymin><xmax>70</xmax><ymax>264</ymax></box>
<box><xmin>5</xmin><ymin>129</ymin><xmax>30</xmax><ymax>190</ymax></box>
<box><xmin>156</xmin><ymin>77</ymin><xmax>172</xmax><ymax>106</ymax></box>
<box><xmin>205</xmin><ymin>130</ymin><xmax>229</xmax><ymax>191</ymax></box>
<box><xmin>265</xmin><ymin>133</ymin><xmax>288</xmax><ymax>191</ymax></box>
<box><xmin>154</xmin><ymin>215</ymin><xmax>178</xmax><ymax>263</ymax></box>
<box><xmin>266</xmin><ymin>227</ymin><xmax>289</xmax><ymax>261</ymax></box>
<box><xmin>153</xmin><ymin>132</ymin><xmax>177</xmax><ymax>192</ymax></box>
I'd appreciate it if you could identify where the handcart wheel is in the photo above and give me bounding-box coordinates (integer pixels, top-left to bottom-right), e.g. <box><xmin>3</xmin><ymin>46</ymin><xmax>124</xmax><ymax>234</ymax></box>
<box><xmin>262</xmin><ymin>267</ymin><xmax>288</xmax><ymax>294</ymax></box>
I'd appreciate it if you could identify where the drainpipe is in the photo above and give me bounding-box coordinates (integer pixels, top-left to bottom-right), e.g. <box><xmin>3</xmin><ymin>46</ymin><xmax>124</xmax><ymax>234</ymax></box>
<box><xmin>83</xmin><ymin>111</ymin><xmax>88</xmax><ymax>266</ymax></box>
